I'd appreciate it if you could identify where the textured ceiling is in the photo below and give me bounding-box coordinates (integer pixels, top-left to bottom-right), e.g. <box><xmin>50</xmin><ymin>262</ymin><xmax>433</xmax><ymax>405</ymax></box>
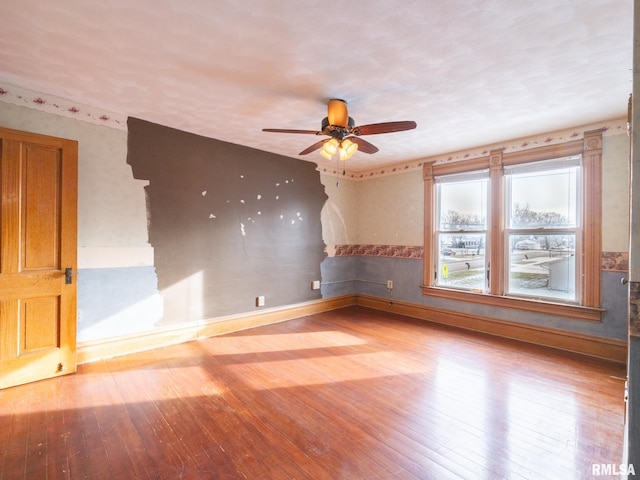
<box><xmin>0</xmin><ymin>0</ymin><xmax>633</xmax><ymax>172</ymax></box>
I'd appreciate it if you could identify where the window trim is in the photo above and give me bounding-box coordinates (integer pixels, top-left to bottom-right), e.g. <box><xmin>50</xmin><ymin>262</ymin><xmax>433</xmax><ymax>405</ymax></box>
<box><xmin>422</xmin><ymin>130</ymin><xmax>604</xmax><ymax>322</ymax></box>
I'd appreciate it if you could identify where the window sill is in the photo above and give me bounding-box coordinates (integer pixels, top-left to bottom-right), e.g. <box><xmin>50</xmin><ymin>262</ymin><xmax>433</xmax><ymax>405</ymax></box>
<box><xmin>420</xmin><ymin>286</ymin><xmax>604</xmax><ymax>322</ymax></box>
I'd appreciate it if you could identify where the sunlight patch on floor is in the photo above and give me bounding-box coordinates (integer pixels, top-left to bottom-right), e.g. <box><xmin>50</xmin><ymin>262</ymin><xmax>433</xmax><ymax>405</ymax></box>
<box><xmin>225</xmin><ymin>351</ymin><xmax>430</xmax><ymax>390</ymax></box>
<box><xmin>202</xmin><ymin>330</ymin><xmax>368</xmax><ymax>355</ymax></box>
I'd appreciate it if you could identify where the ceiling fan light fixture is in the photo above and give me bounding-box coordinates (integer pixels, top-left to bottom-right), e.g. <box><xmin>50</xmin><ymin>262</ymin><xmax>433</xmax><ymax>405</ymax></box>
<box><xmin>323</xmin><ymin>138</ymin><xmax>339</xmax><ymax>156</ymax></box>
<box><xmin>338</xmin><ymin>139</ymin><xmax>358</xmax><ymax>161</ymax></box>
<box><xmin>320</xmin><ymin>149</ymin><xmax>333</xmax><ymax>160</ymax></box>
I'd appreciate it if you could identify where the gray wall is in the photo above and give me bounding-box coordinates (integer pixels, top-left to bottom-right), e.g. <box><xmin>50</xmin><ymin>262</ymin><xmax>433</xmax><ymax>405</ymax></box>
<box><xmin>127</xmin><ymin>117</ymin><xmax>327</xmax><ymax>323</ymax></box>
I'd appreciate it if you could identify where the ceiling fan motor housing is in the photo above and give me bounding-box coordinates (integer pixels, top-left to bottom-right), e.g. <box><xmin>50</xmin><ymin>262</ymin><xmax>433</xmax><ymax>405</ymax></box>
<box><xmin>321</xmin><ymin>116</ymin><xmax>355</xmax><ymax>139</ymax></box>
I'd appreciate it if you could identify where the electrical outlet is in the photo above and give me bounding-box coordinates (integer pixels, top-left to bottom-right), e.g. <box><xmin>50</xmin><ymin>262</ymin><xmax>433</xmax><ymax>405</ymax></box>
<box><xmin>256</xmin><ymin>295</ymin><xmax>265</xmax><ymax>307</ymax></box>
<box><xmin>311</xmin><ymin>280</ymin><xmax>321</xmax><ymax>290</ymax></box>
<box><xmin>387</xmin><ymin>280</ymin><xmax>393</xmax><ymax>290</ymax></box>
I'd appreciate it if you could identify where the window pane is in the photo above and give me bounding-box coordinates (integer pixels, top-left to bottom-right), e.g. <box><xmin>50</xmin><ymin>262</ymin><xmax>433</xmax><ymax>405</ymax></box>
<box><xmin>508</xmin><ymin>165</ymin><xmax>578</xmax><ymax>228</ymax></box>
<box><xmin>436</xmin><ymin>234</ymin><xmax>486</xmax><ymax>291</ymax></box>
<box><xmin>438</xmin><ymin>179</ymin><xmax>488</xmax><ymax>231</ymax></box>
<box><xmin>507</xmin><ymin>234</ymin><xmax>576</xmax><ymax>301</ymax></box>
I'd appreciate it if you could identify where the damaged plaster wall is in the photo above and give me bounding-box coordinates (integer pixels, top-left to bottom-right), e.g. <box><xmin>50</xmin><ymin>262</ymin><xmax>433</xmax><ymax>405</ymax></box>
<box><xmin>127</xmin><ymin>117</ymin><xmax>328</xmax><ymax>324</ymax></box>
<box><xmin>319</xmin><ymin>174</ymin><xmax>359</xmax><ymax>297</ymax></box>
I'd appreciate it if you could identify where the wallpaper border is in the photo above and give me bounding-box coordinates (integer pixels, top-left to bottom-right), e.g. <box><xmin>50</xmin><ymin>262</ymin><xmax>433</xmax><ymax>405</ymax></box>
<box><xmin>1</xmin><ymin>81</ymin><xmax>627</xmax><ymax>181</ymax></box>
<box><xmin>0</xmin><ymin>81</ymin><xmax>127</xmax><ymax>130</ymax></box>
<box><xmin>318</xmin><ymin>118</ymin><xmax>627</xmax><ymax>180</ymax></box>
<box><xmin>332</xmin><ymin>244</ymin><xmax>629</xmax><ymax>272</ymax></box>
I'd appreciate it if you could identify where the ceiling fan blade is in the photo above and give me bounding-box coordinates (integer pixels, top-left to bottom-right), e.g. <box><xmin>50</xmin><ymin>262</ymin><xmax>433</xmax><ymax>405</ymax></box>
<box><xmin>353</xmin><ymin>121</ymin><xmax>417</xmax><ymax>136</ymax></box>
<box><xmin>262</xmin><ymin>128</ymin><xmax>322</xmax><ymax>135</ymax></box>
<box><xmin>299</xmin><ymin>139</ymin><xmax>329</xmax><ymax>155</ymax></box>
<box><xmin>348</xmin><ymin>136</ymin><xmax>379</xmax><ymax>154</ymax></box>
<box><xmin>327</xmin><ymin>99</ymin><xmax>349</xmax><ymax>127</ymax></box>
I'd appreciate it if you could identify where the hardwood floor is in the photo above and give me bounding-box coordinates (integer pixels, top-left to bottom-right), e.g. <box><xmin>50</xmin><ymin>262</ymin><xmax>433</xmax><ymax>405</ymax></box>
<box><xmin>0</xmin><ymin>306</ymin><xmax>626</xmax><ymax>479</ymax></box>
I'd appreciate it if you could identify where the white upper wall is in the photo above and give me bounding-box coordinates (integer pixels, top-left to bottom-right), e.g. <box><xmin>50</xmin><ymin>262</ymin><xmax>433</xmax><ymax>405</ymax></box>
<box><xmin>0</xmin><ymin>102</ymin><xmax>152</xmax><ymax>268</ymax></box>
<box><xmin>355</xmin><ymin>170</ymin><xmax>424</xmax><ymax>246</ymax></box>
<box><xmin>602</xmin><ymin>133</ymin><xmax>631</xmax><ymax>252</ymax></box>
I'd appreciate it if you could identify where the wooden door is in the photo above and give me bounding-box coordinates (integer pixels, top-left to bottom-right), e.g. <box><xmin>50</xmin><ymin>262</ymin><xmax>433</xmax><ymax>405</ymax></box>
<box><xmin>0</xmin><ymin>127</ymin><xmax>77</xmax><ymax>389</ymax></box>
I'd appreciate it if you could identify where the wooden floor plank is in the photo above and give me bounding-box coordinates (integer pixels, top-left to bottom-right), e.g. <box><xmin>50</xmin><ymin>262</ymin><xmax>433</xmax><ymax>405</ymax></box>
<box><xmin>0</xmin><ymin>385</ymin><xmax>29</xmax><ymax>480</ymax></box>
<box><xmin>0</xmin><ymin>306</ymin><xmax>626</xmax><ymax>479</ymax></box>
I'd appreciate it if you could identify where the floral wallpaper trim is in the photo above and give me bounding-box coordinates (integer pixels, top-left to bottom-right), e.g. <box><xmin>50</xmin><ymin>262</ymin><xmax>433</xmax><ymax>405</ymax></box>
<box><xmin>333</xmin><ymin>245</ymin><xmax>628</xmax><ymax>270</ymax></box>
<box><xmin>0</xmin><ymin>82</ymin><xmax>126</xmax><ymax>130</ymax></box>
<box><xmin>602</xmin><ymin>251</ymin><xmax>629</xmax><ymax>272</ymax></box>
<box><xmin>0</xmin><ymin>82</ymin><xmax>627</xmax><ymax>182</ymax></box>
<box><xmin>319</xmin><ymin>117</ymin><xmax>628</xmax><ymax>180</ymax></box>
<box><xmin>630</xmin><ymin>282</ymin><xmax>640</xmax><ymax>337</ymax></box>
<box><xmin>334</xmin><ymin>244</ymin><xmax>424</xmax><ymax>258</ymax></box>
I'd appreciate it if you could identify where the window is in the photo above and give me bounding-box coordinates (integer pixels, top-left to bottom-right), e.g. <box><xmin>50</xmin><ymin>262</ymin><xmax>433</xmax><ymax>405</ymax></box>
<box><xmin>435</xmin><ymin>171</ymin><xmax>489</xmax><ymax>291</ymax></box>
<box><xmin>505</xmin><ymin>156</ymin><xmax>581</xmax><ymax>302</ymax></box>
<box><xmin>422</xmin><ymin>131</ymin><xmax>603</xmax><ymax>321</ymax></box>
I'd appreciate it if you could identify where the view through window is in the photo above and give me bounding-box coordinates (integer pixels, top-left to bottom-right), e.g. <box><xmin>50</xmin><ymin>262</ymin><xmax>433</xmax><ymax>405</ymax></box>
<box><xmin>504</xmin><ymin>156</ymin><xmax>581</xmax><ymax>301</ymax></box>
<box><xmin>435</xmin><ymin>172</ymin><xmax>488</xmax><ymax>292</ymax></box>
<box><xmin>434</xmin><ymin>156</ymin><xmax>582</xmax><ymax>303</ymax></box>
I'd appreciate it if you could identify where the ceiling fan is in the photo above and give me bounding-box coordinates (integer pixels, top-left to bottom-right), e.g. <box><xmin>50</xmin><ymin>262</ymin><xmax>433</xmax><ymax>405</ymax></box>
<box><xmin>262</xmin><ymin>99</ymin><xmax>417</xmax><ymax>161</ymax></box>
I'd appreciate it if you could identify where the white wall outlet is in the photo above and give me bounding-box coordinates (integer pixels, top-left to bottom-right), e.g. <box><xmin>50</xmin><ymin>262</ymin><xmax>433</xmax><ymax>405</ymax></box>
<box><xmin>311</xmin><ymin>280</ymin><xmax>321</xmax><ymax>290</ymax></box>
<box><xmin>256</xmin><ymin>295</ymin><xmax>265</xmax><ymax>307</ymax></box>
<box><xmin>387</xmin><ymin>280</ymin><xmax>393</xmax><ymax>290</ymax></box>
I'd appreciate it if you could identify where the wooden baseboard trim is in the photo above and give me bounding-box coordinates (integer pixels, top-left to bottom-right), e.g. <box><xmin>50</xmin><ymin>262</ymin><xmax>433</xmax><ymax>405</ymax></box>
<box><xmin>78</xmin><ymin>293</ymin><xmax>626</xmax><ymax>366</ymax></box>
<box><xmin>77</xmin><ymin>294</ymin><xmax>357</xmax><ymax>364</ymax></box>
<box><xmin>356</xmin><ymin>294</ymin><xmax>628</xmax><ymax>365</ymax></box>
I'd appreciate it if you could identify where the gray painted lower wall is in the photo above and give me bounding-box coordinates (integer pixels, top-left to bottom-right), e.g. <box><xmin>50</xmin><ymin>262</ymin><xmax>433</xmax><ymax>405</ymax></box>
<box><xmin>320</xmin><ymin>256</ymin><xmax>358</xmax><ymax>297</ymax></box>
<box><xmin>326</xmin><ymin>255</ymin><xmax>628</xmax><ymax>341</ymax></box>
<box><xmin>77</xmin><ymin>256</ymin><xmax>627</xmax><ymax>344</ymax></box>
<box><xmin>77</xmin><ymin>267</ymin><xmax>163</xmax><ymax>342</ymax></box>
